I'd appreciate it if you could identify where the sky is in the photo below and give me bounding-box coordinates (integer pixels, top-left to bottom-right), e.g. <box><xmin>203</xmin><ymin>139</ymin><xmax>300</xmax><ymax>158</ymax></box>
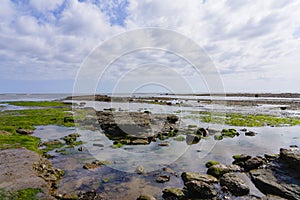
<box><xmin>0</xmin><ymin>0</ymin><xmax>300</xmax><ymax>94</ymax></box>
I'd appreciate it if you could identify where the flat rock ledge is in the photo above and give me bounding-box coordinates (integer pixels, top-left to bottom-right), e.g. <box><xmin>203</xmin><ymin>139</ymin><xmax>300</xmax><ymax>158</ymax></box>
<box><xmin>0</xmin><ymin>148</ymin><xmax>61</xmax><ymax>199</ymax></box>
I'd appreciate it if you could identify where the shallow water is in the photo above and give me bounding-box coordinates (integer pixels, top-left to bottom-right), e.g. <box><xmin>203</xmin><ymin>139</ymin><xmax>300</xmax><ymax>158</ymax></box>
<box><xmin>33</xmin><ymin>122</ymin><xmax>300</xmax><ymax>199</ymax></box>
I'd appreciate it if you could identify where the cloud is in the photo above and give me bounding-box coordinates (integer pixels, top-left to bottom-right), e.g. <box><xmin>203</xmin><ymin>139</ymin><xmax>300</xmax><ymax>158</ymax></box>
<box><xmin>1</xmin><ymin>0</ymin><xmax>300</xmax><ymax>92</ymax></box>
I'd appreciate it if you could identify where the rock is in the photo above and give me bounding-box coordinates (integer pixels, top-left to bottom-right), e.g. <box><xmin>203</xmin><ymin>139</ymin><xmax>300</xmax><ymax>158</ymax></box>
<box><xmin>166</xmin><ymin>115</ymin><xmax>179</xmax><ymax>124</ymax></box>
<box><xmin>196</xmin><ymin>128</ymin><xmax>208</xmax><ymax>137</ymax></box>
<box><xmin>227</xmin><ymin>164</ymin><xmax>242</xmax><ymax>172</ymax></box>
<box><xmin>158</xmin><ymin>142</ymin><xmax>170</xmax><ymax>147</ymax></box>
<box><xmin>136</xmin><ymin>165</ymin><xmax>145</xmax><ymax>174</ymax></box>
<box><xmin>131</xmin><ymin>139</ymin><xmax>149</xmax><ymax>145</ymax></box>
<box><xmin>78</xmin><ymin>146</ymin><xmax>84</xmax><ymax>151</ymax></box>
<box><xmin>156</xmin><ymin>175</ymin><xmax>170</xmax><ymax>183</ymax></box>
<box><xmin>232</xmin><ymin>154</ymin><xmax>252</xmax><ymax>167</ymax></box>
<box><xmin>250</xmin><ymin>169</ymin><xmax>300</xmax><ymax>200</ymax></box>
<box><xmin>280</xmin><ymin>148</ymin><xmax>300</xmax><ymax>172</ymax></box>
<box><xmin>93</xmin><ymin>143</ymin><xmax>104</xmax><ymax>147</ymax></box>
<box><xmin>163</xmin><ymin>167</ymin><xmax>178</xmax><ymax>177</ymax></box>
<box><xmin>240</xmin><ymin>128</ymin><xmax>247</xmax><ymax>132</ymax></box>
<box><xmin>244</xmin><ymin>157</ymin><xmax>265</xmax><ymax>171</ymax></box>
<box><xmin>185</xmin><ymin>180</ymin><xmax>217</xmax><ymax>199</ymax></box>
<box><xmin>207</xmin><ymin>164</ymin><xmax>229</xmax><ymax>178</ymax></box>
<box><xmin>205</xmin><ymin>160</ymin><xmax>220</xmax><ymax>168</ymax></box>
<box><xmin>162</xmin><ymin>188</ymin><xmax>185</xmax><ymax>199</ymax></box>
<box><xmin>221</xmin><ymin>128</ymin><xmax>239</xmax><ymax>138</ymax></box>
<box><xmin>0</xmin><ymin>130</ymin><xmax>11</xmax><ymax>135</ymax></box>
<box><xmin>0</xmin><ymin>148</ymin><xmax>53</xmax><ymax>198</ymax></box>
<box><xmin>137</xmin><ymin>194</ymin><xmax>157</xmax><ymax>200</ymax></box>
<box><xmin>16</xmin><ymin>128</ymin><xmax>34</xmax><ymax>135</ymax></box>
<box><xmin>181</xmin><ymin>172</ymin><xmax>218</xmax><ymax>184</ymax></box>
<box><xmin>245</xmin><ymin>131</ymin><xmax>256</xmax><ymax>136</ymax></box>
<box><xmin>186</xmin><ymin>134</ymin><xmax>200</xmax><ymax>145</ymax></box>
<box><xmin>42</xmin><ymin>139</ymin><xmax>63</xmax><ymax>146</ymax></box>
<box><xmin>78</xmin><ymin>191</ymin><xmax>108</xmax><ymax>200</ymax></box>
<box><xmin>83</xmin><ymin>160</ymin><xmax>106</xmax><ymax>170</ymax></box>
<box><xmin>220</xmin><ymin>173</ymin><xmax>249</xmax><ymax>196</ymax></box>
<box><xmin>62</xmin><ymin>193</ymin><xmax>78</xmax><ymax>199</ymax></box>
<box><xmin>264</xmin><ymin>153</ymin><xmax>279</xmax><ymax>161</ymax></box>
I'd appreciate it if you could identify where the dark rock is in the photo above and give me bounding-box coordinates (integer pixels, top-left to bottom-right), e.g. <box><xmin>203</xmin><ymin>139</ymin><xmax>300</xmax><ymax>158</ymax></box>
<box><xmin>166</xmin><ymin>115</ymin><xmax>179</xmax><ymax>124</ymax></box>
<box><xmin>163</xmin><ymin>167</ymin><xmax>178</xmax><ymax>177</ymax></box>
<box><xmin>181</xmin><ymin>172</ymin><xmax>217</xmax><ymax>184</ymax></box>
<box><xmin>185</xmin><ymin>180</ymin><xmax>217</xmax><ymax>199</ymax></box>
<box><xmin>264</xmin><ymin>153</ymin><xmax>279</xmax><ymax>161</ymax></box>
<box><xmin>16</xmin><ymin>128</ymin><xmax>34</xmax><ymax>135</ymax></box>
<box><xmin>220</xmin><ymin>173</ymin><xmax>249</xmax><ymax>196</ymax></box>
<box><xmin>78</xmin><ymin>191</ymin><xmax>108</xmax><ymax>200</ymax></box>
<box><xmin>280</xmin><ymin>148</ymin><xmax>300</xmax><ymax>172</ymax></box>
<box><xmin>186</xmin><ymin>134</ymin><xmax>200</xmax><ymax>145</ymax></box>
<box><xmin>78</xmin><ymin>146</ymin><xmax>84</xmax><ymax>151</ymax></box>
<box><xmin>42</xmin><ymin>139</ymin><xmax>63</xmax><ymax>146</ymax></box>
<box><xmin>162</xmin><ymin>188</ymin><xmax>185</xmax><ymax>199</ymax></box>
<box><xmin>137</xmin><ymin>194</ymin><xmax>157</xmax><ymax>200</ymax></box>
<box><xmin>156</xmin><ymin>175</ymin><xmax>170</xmax><ymax>183</ymax></box>
<box><xmin>158</xmin><ymin>142</ymin><xmax>170</xmax><ymax>147</ymax></box>
<box><xmin>240</xmin><ymin>128</ymin><xmax>247</xmax><ymax>132</ymax></box>
<box><xmin>250</xmin><ymin>169</ymin><xmax>300</xmax><ymax>200</ymax></box>
<box><xmin>232</xmin><ymin>154</ymin><xmax>252</xmax><ymax>167</ymax></box>
<box><xmin>93</xmin><ymin>143</ymin><xmax>104</xmax><ymax>147</ymax></box>
<box><xmin>244</xmin><ymin>157</ymin><xmax>265</xmax><ymax>171</ymax></box>
<box><xmin>245</xmin><ymin>131</ymin><xmax>256</xmax><ymax>136</ymax></box>
<box><xmin>196</xmin><ymin>128</ymin><xmax>208</xmax><ymax>137</ymax></box>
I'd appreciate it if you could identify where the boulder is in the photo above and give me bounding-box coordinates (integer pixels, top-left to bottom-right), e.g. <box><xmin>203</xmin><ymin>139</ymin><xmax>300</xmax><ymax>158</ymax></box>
<box><xmin>244</xmin><ymin>157</ymin><xmax>265</xmax><ymax>171</ymax></box>
<box><xmin>220</xmin><ymin>173</ymin><xmax>249</xmax><ymax>196</ymax></box>
<box><xmin>245</xmin><ymin>131</ymin><xmax>256</xmax><ymax>136</ymax></box>
<box><xmin>205</xmin><ymin>160</ymin><xmax>219</xmax><ymax>168</ymax></box>
<box><xmin>131</xmin><ymin>139</ymin><xmax>149</xmax><ymax>145</ymax></box>
<box><xmin>250</xmin><ymin>169</ymin><xmax>300</xmax><ymax>200</ymax></box>
<box><xmin>181</xmin><ymin>172</ymin><xmax>217</xmax><ymax>184</ymax></box>
<box><xmin>279</xmin><ymin>148</ymin><xmax>300</xmax><ymax>172</ymax></box>
<box><xmin>185</xmin><ymin>180</ymin><xmax>217</xmax><ymax>199</ymax></box>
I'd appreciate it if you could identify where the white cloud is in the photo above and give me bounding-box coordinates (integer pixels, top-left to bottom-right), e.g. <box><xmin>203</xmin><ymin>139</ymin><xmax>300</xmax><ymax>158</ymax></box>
<box><xmin>1</xmin><ymin>0</ymin><xmax>300</xmax><ymax>92</ymax></box>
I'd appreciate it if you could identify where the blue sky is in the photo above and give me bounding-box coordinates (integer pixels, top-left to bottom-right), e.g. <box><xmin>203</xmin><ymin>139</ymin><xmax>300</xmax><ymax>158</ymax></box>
<box><xmin>1</xmin><ymin>0</ymin><xmax>300</xmax><ymax>93</ymax></box>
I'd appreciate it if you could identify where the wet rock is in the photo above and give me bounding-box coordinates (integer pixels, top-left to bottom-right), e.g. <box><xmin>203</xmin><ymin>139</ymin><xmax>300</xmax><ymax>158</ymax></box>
<box><xmin>156</xmin><ymin>175</ymin><xmax>170</xmax><ymax>183</ymax></box>
<box><xmin>131</xmin><ymin>139</ymin><xmax>149</xmax><ymax>145</ymax></box>
<box><xmin>220</xmin><ymin>173</ymin><xmax>249</xmax><ymax>196</ymax></box>
<box><xmin>185</xmin><ymin>180</ymin><xmax>217</xmax><ymax>199</ymax></box>
<box><xmin>185</xmin><ymin>134</ymin><xmax>200</xmax><ymax>145</ymax></box>
<box><xmin>205</xmin><ymin>160</ymin><xmax>220</xmax><ymax>168</ymax></box>
<box><xmin>166</xmin><ymin>115</ymin><xmax>179</xmax><ymax>124</ymax></box>
<box><xmin>264</xmin><ymin>153</ymin><xmax>279</xmax><ymax>161</ymax></box>
<box><xmin>232</xmin><ymin>154</ymin><xmax>252</xmax><ymax>167</ymax></box>
<box><xmin>93</xmin><ymin>143</ymin><xmax>104</xmax><ymax>147</ymax></box>
<box><xmin>250</xmin><ymin>169</ymin><xmax>300</xmax><ymax>200</ymax></box>
<box><xmin>158</xmin><ymin>141</ymin><xmax>170</xmax><ymax>147</ymax></box>
<box><xmin>137</xmin><ymin>194</ymin><xmax>157</xmax><ymax>200</ymax></box>
<box><xmin>83</xmin><ymin>160</ymin><xmax>107</xmax><ymax>170</ymax></box>
<box><xmin>162</xmin><ymin>188</ymin><xmax>185</xmax><ymax>199</ymax></box>
<box><xmin>244</xmin><ymin>157</ymin><xmax>265</xmax><ymax>171</ymax></box>
<box><xmin>196</xmin><ymin>128</ymin><xmax>208</xmax><ymax>137</ymax></box>
<box><xmin>61</xmin><ymin>193</ymin><xmax>78</xmax><ymax>199</ymax></box>
<box><xmin>221</xmin><ymin>128</ymin><xmax>239</xmax><ymax>138</ymax></box>
<box><xmin>240</xmin><ymin>128</ymin><xmax>247</xmax><ymax>132</ymax></box>
<box><xmin>181</xmin><ymin>172</ymin><xmax>218</xmax><ymax>184</ymax></box>
<box><xmin>78</xmin><ymin>146</ymin><xmax>84</xmax><ymax>151</ymax></box>
<box><xmin>207</xmin><ymin>164</ymin><xmax>229</xmax><ymax>177</ymax></box>
<box><xmin>279</xmin><ymin>148</ymin><xmax>300</xmax><ymax>172</ymax></box>
<box><xmin>245</xmin><ymin>131</ymin><xmax>256</xmax><ymax>136</ymax></box>
<box><xmin>16</xmin><ymin>128</ymin><xmax>34</xmax><ymax>135</ymax></box>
